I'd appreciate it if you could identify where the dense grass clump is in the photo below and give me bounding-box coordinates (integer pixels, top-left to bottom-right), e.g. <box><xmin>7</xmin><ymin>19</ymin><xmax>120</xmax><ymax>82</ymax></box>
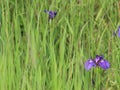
<box><xmin>0</xmin><ymin>0</ymin><xmax>120</xmax><ymax>90</ymax></box>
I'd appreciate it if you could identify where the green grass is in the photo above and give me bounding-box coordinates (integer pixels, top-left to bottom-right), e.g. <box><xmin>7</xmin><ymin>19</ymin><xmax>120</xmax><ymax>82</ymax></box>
<box><xmin>0</xmin><ymin>0</ymin><xmax>120</xmax><ymax>90</ymax></box>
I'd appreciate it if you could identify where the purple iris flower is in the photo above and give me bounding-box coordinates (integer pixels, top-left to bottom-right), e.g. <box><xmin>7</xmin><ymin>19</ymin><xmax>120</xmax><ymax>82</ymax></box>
<box><xmin>44</xmin><ymin>10</ymin><xmax>57</xmax><ymax>20</ymax></box>
<box><xmin>84</xmin><ymin>55</ymin><xmax>110</xmax><ymax>70</ymax></box>
<box><xmin>118</xmin><ymin>26</ymin><xmax>120</xmax><ymax>38</ymax></box>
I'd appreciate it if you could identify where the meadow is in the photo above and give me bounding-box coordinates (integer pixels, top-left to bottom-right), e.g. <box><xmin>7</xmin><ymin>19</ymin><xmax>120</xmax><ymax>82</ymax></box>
<box><xmin>0</xmin><ymin>0</ymin><xmax>120</xmax><ymax>90</ymax></box>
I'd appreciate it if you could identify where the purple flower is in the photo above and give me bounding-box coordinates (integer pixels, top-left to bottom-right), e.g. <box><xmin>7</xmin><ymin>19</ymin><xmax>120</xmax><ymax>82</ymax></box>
<box><xmin>84</xmin><ymin>55</ymin><xmax>110</xmax><ymax>70</ymax></box>
<box><xmin>118</xmin><ymin>26</ymin><xmax>120</xmax><ymax>38</ymax></box>
<box><xmin>44</xmin><ymin>10</ymin><xmax>57</xmax><ymax>20</ymax></box>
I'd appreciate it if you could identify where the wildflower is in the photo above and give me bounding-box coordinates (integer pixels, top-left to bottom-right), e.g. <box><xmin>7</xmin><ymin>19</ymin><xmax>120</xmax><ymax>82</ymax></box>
<box><xmin>44</xmin><ymin>10</ymin><xmax>57</xmax><ymax>20</ymax></box>
<box><xmin>84</xmin><ymin>55</ymin><xmax>110</xmax><ymax>70</ymax></box>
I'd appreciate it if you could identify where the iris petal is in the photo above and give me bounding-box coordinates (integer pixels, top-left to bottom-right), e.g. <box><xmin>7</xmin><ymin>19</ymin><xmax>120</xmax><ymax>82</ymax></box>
<box><xmin>94</xmin><ymin>55</ymin><xmax>104</xmax><ymax>63</ymax></box>
<box><xmin>49</xmin><ymin>11</ymin><xmax>57</xmax><ymax>19</ymax></box>
<box><xmin>98</xmin><ymin>59</ymin><xmax>110</xmax><ymax>70</ymax></box>
<box><xmin>84</xmin><ymin>59</ymin><xmax>96</xmax><ymax>70</ymax></box>
<box><xmin>44</xmin><ymin>10</ymin><xmax>57</xmax><ymax>20</ymax></box>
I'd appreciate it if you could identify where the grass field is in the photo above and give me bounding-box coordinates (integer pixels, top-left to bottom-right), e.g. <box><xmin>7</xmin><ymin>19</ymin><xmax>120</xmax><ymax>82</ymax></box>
<box><xmin>0</xmin><ymin>0</ymin><xmax>120</xmax><ymax>90</ymax></box>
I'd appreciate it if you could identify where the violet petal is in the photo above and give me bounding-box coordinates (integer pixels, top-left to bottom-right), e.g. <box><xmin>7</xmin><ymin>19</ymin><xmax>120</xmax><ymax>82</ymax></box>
<box><xmin>98</xmin><ymin>59</ymin><xmax>110</xmax><ymax>70</ymax></box>
<box><xmin>44</xmin><ymin>10</ymin><xmax>57</xmax><ymax>20</ymax></box>
<box><xmin>84</xmin><ymin>59</ymin><xmax>96</xmax><ymax>70</ymax></box>
<box><xmin>94</xmin><ymin>55</ymin><xmax>104</xmax><ymax>63</ymax></box>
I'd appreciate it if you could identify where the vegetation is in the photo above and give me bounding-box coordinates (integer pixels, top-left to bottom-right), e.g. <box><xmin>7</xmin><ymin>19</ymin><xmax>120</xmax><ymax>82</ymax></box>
<box><xmin>0</xmin><ymin>0</ymin><xmax>120</xmax><ymax>90</ymax></box>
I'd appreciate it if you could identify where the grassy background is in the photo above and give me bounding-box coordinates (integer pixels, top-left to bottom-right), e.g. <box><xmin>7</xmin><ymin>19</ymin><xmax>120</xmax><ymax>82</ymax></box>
<box><xmin>0</xmin><ymin>0</ymin><xmax>120</xmax><ymax>90</ymax></box>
